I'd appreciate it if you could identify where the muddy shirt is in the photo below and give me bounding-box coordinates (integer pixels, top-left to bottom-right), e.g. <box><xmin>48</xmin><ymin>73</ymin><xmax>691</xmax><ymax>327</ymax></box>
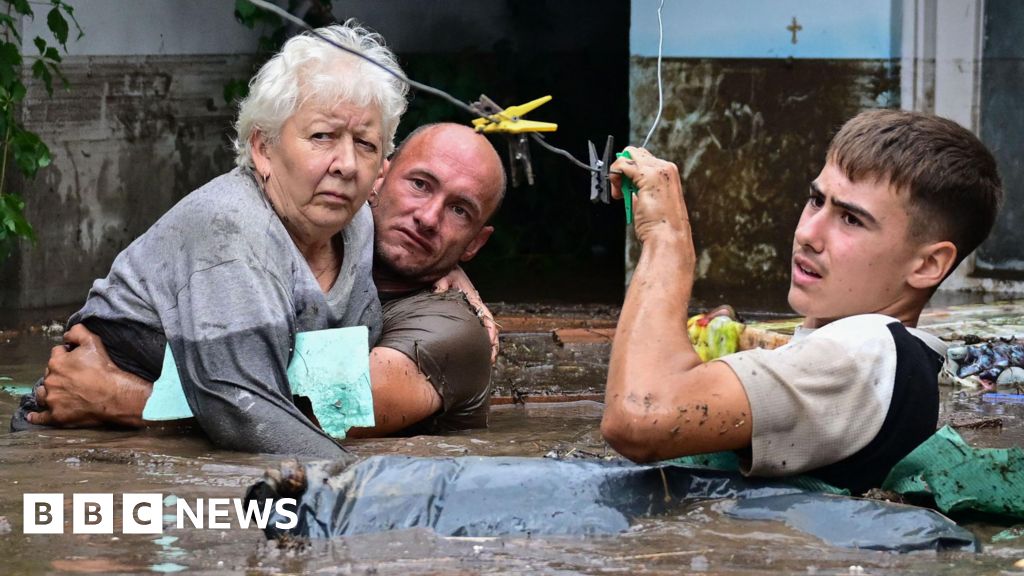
<box><xmin>68</xmin><ymin>168</ymin><xmax>381</xmax><ymax>458</ymax></box>
<box><xmin>718</xmin><ymin>314</ymin><xmax>946</xmax><ymax>493</ymax></box>
<box><xmin>377</xmin><ymin>289</ymin><xmax>492</xmax><ymax>434</ymax></box>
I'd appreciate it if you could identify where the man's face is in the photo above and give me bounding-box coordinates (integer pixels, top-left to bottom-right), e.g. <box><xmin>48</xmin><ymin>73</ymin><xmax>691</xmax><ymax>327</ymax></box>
<box><xmin>372</xmin><ymin>126</ymin><xmax>501</xmax><ymax>286</ymax></box>
<box><xmin>788</xmin><ymin>161</ymin><xmax>922</xmax><ymax>327</ymax></box>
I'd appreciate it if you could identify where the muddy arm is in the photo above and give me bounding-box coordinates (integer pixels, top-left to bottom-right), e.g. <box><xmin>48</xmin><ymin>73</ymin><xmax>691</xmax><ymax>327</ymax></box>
<box><xmin>31</xmin><ymin>324</ymin><xmax>149</xmax><ymax>428</ymax></box>
<box><xmin>601</xmin><ymin>147</ymin><xmax>753</xmax><ymax>462</ymax></box>
<box><xmin>346</xmin><ymin>347</ymin><xmax>443</xmax><ymax>438</ymax></box>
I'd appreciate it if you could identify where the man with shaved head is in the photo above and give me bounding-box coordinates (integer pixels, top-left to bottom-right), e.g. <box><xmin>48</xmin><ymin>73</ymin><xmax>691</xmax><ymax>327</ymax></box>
<box><xmin>22</xmin><ymin>123</ymin><xmax>506</xmax><ymax>438</ymax></box>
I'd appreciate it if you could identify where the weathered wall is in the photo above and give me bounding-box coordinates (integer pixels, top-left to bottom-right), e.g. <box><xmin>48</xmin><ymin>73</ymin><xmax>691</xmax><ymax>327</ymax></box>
<box><xmin>627</xmin><ymin>58</ymin><xmax>898</xmax><ymax>312</ymax></box>
<box><xmin>0</xmin><ymin>0</ymin><xmax>260</xmax><ymax>312</ymax></box>
<box><xmin>0</xmin><ymin>55</ymin><xmax>255</xmax><ymax>309</ymax></box>
<box><xmin>631</xmin><ymin>0</ymin><xmax>1024</xmax><ymax>305</ymax></box>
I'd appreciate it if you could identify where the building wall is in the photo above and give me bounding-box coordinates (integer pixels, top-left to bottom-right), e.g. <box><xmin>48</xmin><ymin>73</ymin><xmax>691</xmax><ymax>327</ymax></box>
<box><xmin>1</xmin><ymin>1</ymin><xmax>260</xmax><ymax>310</ymax></box>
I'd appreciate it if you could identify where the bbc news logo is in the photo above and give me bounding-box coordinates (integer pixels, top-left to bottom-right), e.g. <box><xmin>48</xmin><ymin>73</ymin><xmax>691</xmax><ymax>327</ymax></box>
<box><xmin>23</xmin><ymin>494</ymin><xmax>297</xmax><ymax>534</ymax></box>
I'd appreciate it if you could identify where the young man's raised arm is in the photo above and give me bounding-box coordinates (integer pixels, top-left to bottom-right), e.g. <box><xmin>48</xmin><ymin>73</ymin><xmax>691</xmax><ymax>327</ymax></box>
<box><xmin>601</xmin><ymin>147</ymin><xmax>752</xmax><ymax>462</ymax></box>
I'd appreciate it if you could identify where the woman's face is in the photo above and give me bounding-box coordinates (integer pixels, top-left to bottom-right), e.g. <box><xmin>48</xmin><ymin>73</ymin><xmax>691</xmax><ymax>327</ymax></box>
<box><xmin>253</xmin><ymin>98</ymin><xmax>384</xmax><ymax>245</ymax></box>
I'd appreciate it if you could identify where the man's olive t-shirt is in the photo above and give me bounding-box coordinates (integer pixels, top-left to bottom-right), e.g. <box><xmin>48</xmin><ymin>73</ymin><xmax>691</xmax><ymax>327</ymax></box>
<box><xmin>378</xmin><ymin>289</ymin><xmax>492</xmax><ymax>434</ymax></box>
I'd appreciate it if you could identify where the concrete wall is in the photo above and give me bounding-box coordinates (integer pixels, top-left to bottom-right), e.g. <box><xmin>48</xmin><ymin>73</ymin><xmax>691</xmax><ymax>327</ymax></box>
<box><xmin>1</xmin><ymin>1</ymin><xmax>260</xmax><ymax>310</ymax></box>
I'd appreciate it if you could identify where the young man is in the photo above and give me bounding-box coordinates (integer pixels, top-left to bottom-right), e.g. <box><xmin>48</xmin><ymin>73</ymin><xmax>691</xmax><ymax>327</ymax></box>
<box><xmin>601</xmin><ymin>110</ymin><xmax>1002</xmax><ymax>493</ymax></box>
<box><xmin>21</xmin><ymin>123</ymin><xmax>505</xmax><ymax>439</ymax></box>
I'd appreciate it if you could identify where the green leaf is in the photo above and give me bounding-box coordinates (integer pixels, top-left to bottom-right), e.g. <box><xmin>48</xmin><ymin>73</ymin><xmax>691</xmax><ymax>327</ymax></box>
<box><xmin>47</xmin><ymin>7</ymin><xmax>69</xmax><ymax>47</ymax></box>
<box><xmin>44</xmin><ymin>47</ymin><xmax>61</xmax><ymax>63</ymax></box>
<box><xmin>0</xmin><ymin>193</ymin><xmax>34</xmax><ymax>245</ymax></box>
<box><xmin>34</xmin><ymin>37</ymin><xmax>46</xmax><ymax>54</ymax></box>
<box><xmin>235</xmin><ymin>0</ymin><xmax>258</xmax><ymax>23</ymax></box>
<box><xmin>58</xmin><ymin>2</ymin><xmax>84</xmax><ymax>41</ymax></box>
<box><xmin>223</xmin><ymin>77</ymin><xmax>249</xmax><ymax>105</ymax></box>
<box><xmin>10</xmin><ymin>81</ymin><xmax>26</xmax><ymax>103</ymax></box>
<box><xmin>9</xmin><ymin>0</ymin><xmax>33</xmax><ymax>16</ymax></box>
<box><xmin>0</xmin><ymin>41</ymin><xmax>23</xmax><ymax>86</ymax></box>
<box><xmin>47</xmin><ymin>61</ymin><xmax>69</xmax><ymax>90</ymax></box>
<box><xmin>31</xmin><ymin>59</ymin><xmax>54</xmax><ymax>95</ymax></box>
<box><xmin>0</xmin><ymin>14</ymin><xmax>21</xmax><ymax>43</ymax></box>
<box><xmin>11</xmin><ymin>129</ymin><xmax>52</xmax><ymax>178</ymax></box>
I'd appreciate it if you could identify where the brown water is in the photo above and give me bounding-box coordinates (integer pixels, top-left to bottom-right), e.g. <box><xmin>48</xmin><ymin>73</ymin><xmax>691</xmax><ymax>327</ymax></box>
<box><xmin>2</xmin><ymin>332</ymin><xmax>1024</xmax><ymax>575</ymax></box>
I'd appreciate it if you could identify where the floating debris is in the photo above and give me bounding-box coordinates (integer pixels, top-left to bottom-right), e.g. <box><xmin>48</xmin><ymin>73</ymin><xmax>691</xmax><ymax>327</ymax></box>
<box><xmin>942</xmin><ymin>339</ymin><xmax>1024</xmax><ymax>392</ymax></box>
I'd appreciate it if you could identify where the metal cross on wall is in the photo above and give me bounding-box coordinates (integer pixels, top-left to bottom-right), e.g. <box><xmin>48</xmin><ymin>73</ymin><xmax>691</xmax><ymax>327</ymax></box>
<box><xmin>787</xmin><ymin>16</ymin><xmax>802</xmax><ymax>44</ymax></box>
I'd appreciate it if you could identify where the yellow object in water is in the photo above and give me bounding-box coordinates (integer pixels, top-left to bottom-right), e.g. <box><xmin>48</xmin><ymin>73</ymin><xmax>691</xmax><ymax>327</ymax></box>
<box><xmin>687</xmin><ymin>314</ymin><xmax>745</xmax><ymax>362</ymax></box>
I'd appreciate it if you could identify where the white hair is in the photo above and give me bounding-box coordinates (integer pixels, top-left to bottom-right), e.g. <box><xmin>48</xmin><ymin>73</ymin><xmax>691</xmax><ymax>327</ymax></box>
<box><xmin>234</xmin><ymin>20</ymin><xmax>409</xmax><ymax>169</ymax></box>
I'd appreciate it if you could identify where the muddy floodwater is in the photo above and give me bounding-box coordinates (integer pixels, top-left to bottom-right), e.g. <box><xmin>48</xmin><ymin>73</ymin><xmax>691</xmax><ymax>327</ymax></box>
<box><xmin>3</xmin><ymin>327</ymin><xmax>1024</xmax><ymax>574</ymax></box>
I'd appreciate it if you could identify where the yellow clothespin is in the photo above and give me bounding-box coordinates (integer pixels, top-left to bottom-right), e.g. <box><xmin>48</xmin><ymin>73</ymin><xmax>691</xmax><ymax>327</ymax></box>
<box><xmin>472</xmin><ymin>95</ymin><xmax>558</xmax><ymax>134</ymax></box>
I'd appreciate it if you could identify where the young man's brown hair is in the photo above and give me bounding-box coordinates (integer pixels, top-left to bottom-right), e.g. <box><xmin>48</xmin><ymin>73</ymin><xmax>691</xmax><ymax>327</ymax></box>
<box><xmin>827</xmin><ymin>109</ymin><xmax>1003</xmax><ymax>272</ymax></box>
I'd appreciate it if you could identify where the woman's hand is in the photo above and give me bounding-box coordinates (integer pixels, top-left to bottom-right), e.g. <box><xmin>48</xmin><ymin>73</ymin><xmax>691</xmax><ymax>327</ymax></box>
<box><xmin>434</xmin><ymin>266</ymin><xmax>500</xmax><ymax>364</ymax></box>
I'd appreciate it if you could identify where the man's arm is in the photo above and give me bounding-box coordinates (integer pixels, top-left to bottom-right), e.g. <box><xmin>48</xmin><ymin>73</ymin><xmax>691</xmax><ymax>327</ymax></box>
<box><xmin>35</xmin><ymin>324</ymin><xmax>443</xmax><ymax>437</ymax></box>
<box><xmin>601</xmin><ymin>147</ymin><xmax>752</xmax><ymax>462</ymax></box>
<box><xmin>346</xmin><ymin>348</ymin><xmax>442</xmax><ymax>438</ymax></box>
<box><xmin>31</xmin><ymin>324</ymin><xmax>150</xmax><ymax>428</ymax></box>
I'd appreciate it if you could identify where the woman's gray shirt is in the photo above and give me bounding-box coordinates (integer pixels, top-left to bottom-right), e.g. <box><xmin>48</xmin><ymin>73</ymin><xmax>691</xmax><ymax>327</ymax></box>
<box><xmin>69</xmin><ymin>168</ymin><xmax>381</xmax><ymax>457</ymax></box>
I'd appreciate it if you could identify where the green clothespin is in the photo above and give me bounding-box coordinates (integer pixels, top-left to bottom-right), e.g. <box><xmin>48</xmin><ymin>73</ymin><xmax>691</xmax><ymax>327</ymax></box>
<box><xmin>615</xmin><ymin>151</ymin><xmax>637</xmax><ymax>224</ymax></box>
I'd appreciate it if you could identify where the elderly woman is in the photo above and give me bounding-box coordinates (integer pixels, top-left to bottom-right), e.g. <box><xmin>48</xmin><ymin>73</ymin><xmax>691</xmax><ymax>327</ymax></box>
<box><xmin>14</xmin><ymin>22</ymin><xmax>408</xmax><ymax>457</ymax></box>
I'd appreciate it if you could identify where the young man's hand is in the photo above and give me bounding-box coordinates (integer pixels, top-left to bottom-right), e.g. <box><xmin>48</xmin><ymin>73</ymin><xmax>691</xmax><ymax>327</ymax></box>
<box><xmin>610</xmin><ymin>146</ymin><xmax>693</xmax><ymax>250</ymax></box>
<box><xmin>29</xmin><ymin>324</ymin><xmax>148</xmax><ymax>428</ymax></box>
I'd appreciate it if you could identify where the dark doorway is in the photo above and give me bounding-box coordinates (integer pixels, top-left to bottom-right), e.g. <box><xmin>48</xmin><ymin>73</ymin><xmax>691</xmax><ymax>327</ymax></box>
<box><xmin>975</xmin><ymin>0</ymin><xmax>1024</xmax><ymax>277</ymax></box>
<box><xmin>357</xmin><ymin>1</ymin><xmax>631</xmax><ymax>303</ymax></box>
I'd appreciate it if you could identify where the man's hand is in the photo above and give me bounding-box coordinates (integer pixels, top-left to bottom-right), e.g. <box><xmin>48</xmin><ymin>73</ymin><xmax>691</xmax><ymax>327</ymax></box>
<box><xmin>434</xmin><ymin>265</ymin><xmax>500</xmax><ymax>364</ymax></box>
<box><xmin>610</xmin><ymin>146</ymin><xmax>692</xmax><ymax>248</ymax></box>
<box><xmin>29</xmin><ymin>324</ymin><xmax>149</xmax><ymax>428</ymax></box>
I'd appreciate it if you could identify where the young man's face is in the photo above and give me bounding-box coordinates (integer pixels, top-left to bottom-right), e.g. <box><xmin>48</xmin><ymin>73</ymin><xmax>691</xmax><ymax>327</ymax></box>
<box><xmin>788</xmin><ymin>160</ymin><xmax>922</xmax><ymax>327</ymax></box>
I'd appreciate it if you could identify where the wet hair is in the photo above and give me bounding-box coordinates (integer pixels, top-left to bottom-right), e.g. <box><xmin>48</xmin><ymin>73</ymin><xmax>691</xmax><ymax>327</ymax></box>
<box><xmin>234</xmin><ymin>20</ymin><xmax>409</xmax><ymax>169</ymax></box>
<box><xmin>391</xmin><ymin>123</ymin><xmax>507</xmax><ymax>223</ymax></box>
<box><xmin>827</xmin><ymin>109</ymin><xmax>1002</xmax><ymax>271</ymax></box>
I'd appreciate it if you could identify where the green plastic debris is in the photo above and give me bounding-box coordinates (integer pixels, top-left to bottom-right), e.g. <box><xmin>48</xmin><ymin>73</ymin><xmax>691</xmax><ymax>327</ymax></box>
<box><xmin>1</xmin><ymin>384</ymin><xmax>34</xmax><ymax>397</ymax></box>
<box><xmin>663</xmin><ymin>451</ymin><xmax>849</xmax><ymax>496</ymax></box>
<box><xmin>143</xmin><ymin>344</ymin><xmax>192</xmax><ymax>421</ymax></box>
<box><xmin>142</xmin><ymin>327</ymin><xmax>374</xmax><ymax>438</ymax></box>
<box><xmin>882</xmin><ymin>425</ymin><xmax>1024</xmax><ymax>520</ymax></box>
<box><xmin>615</xmin><ymin>150</ymin><xmax>636</xmax><ymax>224</ymax></box>
<box><xmin>286</xmin><ymin>326</ymin><xmax>374</xmax><ymax>438</ymax></box>
<box><xmin>991</xmin><ymin>525</ymin><xmax>1024</xmax><ymax>542</ymax></box>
